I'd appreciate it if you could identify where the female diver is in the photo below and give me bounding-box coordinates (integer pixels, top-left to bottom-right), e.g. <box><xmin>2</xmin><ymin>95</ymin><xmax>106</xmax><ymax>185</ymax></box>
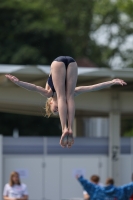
<box><xmin>5</xmin><ymin>56</ymin><xmax>126</xmax><ymax>148</ymax></box>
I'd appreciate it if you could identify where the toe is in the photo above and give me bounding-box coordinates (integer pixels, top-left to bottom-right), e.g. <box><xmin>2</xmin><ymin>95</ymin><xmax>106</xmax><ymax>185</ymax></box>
<box><xmin>68</xmin><ymin>135</ymin><xmax>74</xmax><ymax>145</ymax></box>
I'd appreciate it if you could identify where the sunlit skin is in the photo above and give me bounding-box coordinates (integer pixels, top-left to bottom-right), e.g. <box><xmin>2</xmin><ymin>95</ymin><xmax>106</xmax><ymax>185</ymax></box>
<box><xmin>49</xmin><ymin>95</ymin><xmax>74</xmax><ymax>147</ymax></box>
<box><xmin>49</xmin><ymin>96</ymin><xmax>74</xmax><ymax>147</ymax></box>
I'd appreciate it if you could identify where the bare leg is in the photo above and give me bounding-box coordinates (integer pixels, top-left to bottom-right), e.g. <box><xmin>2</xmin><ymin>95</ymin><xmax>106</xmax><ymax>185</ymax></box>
<box><xmin>66</xmin><ymin>62</ymin><xmax>78</xmax><ymax>147</ymax></box>
<box><xmin>51</xmin><ymin>61</ymin><xmax>68</xmax><ymax>147</ymax></box>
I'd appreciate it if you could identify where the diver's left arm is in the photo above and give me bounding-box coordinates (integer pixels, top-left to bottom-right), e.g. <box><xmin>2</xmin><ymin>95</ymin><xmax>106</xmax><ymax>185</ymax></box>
<box><xmin>74</xmin><ymin>79</ymin><xmax>127</xmax><ymax>96</ymax></box>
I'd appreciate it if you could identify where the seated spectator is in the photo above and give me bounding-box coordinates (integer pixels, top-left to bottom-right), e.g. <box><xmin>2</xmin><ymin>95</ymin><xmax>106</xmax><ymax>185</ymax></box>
<box><xmin>76</xmin><ymin>175</ymin><xmax>133</xmax><ymax>200</ymax></box>
<box><xmin>3</xmin><ymin>171</ymin><xmax>28</xmax><ymax>200</ymax></box>
<box><xmin>83</xmin><ymin>175</ymin><xmax>100</xmax><ymax>200</ymax></box>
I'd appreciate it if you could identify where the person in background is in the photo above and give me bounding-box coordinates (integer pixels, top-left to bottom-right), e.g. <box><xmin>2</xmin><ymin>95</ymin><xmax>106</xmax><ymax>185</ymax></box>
<box><xmin>76</xmin><ymin>175</ymin><xmax>133</xmax><ymax>200</ymax></box>
<box><xmin>83</xmin><ymin>175</ymin><xmax>100</xmax><ymax>200</ymax></box>
<box><xmin>3</xmin><ymin>171</ymin><xmax>28</xmax><ymax>200</ymax></box>
<box><xmin>130</xmin><ymin>173</ymin><xmax>133</xmax><ymax>200</ymax></box>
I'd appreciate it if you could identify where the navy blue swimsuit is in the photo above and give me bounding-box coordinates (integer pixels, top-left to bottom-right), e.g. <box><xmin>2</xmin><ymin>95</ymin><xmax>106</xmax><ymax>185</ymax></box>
<box><xmin>47</xmin><ymin>56</ymin><xmax>76</xmax><ymax>96</ymax></box>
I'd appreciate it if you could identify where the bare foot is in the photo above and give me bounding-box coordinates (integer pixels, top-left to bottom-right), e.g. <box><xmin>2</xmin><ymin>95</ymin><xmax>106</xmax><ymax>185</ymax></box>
<box><xmin>60</xmin><ymin>128</ymin><xmax>69</xmax><ymax>148</ymax></box>
<box><xmin>67</xmin><ymin>129</ymin><xmax>74</xmax><ymax>148</ymax></box>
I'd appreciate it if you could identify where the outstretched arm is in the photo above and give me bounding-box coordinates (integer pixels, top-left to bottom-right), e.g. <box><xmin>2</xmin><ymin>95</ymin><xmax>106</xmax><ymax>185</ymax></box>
<box><xmin>74</xmin><ymin>79</ymin><xmax>127</xmax><ymax>96</ymax></box>
<box><xmin>76</xmin><ymin>175</ymin><xmax>96</xmax><ymax>198</ymax></box>
<box><xmin>5</xmin><ymin>74</ymin><xmax>51</xmax><ymax>97</ymax></box>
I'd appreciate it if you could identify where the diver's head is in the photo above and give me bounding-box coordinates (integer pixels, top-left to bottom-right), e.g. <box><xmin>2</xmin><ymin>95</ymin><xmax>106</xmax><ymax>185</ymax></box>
<box><xmin>45</xmin><ymin>97</ymin><xmax>58</xmax><ymax>117</ymax></box>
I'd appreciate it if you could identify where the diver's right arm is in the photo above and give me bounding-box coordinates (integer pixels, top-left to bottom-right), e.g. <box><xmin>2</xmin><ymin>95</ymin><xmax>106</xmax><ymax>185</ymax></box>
<box><xmin>5</xmin><ymin>74</ymin><xmax>51</xmax><ymax>97</ymax></box>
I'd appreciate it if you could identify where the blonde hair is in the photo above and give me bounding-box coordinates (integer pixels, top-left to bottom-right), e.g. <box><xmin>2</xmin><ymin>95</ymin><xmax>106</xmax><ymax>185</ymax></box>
<box><xmin>45</xmin><ymin>97</ymin><xmax>53</xmax><ymax>117</ymax></box>
<box><xmin>9</xmin><ymin>171</ymin><xmax>21</xmax><ymax>186</ymax></box>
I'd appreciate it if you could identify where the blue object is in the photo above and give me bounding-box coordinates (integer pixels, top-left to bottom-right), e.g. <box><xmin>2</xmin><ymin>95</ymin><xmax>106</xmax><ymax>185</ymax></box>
<box><xmin>78</xmin><ymin>176</ymin><xmax>133</xmax><ymax>200</ymax></box>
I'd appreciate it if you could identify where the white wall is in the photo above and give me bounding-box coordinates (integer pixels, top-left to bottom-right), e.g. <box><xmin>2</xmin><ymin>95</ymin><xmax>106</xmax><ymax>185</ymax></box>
<box><xmin>2</xmin><ymin>154</ymin><xmax>133</xmax><ymax>200</ymax></box>
<box><xmin>3</xmin><ymin>155</ymin><xmax>108</xmax><ymax>200</ymax></box>
<box><xmin>44</xmin><ymin>156</ymin><xmax>61</xmax><ymax>200</ymax></box>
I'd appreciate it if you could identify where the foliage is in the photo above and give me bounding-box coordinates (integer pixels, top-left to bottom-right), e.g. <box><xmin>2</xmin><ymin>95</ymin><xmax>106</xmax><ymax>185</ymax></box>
<box><xmin>0</xmin><ymin>0</ymin><xmax>133</xmax><ymax>67</ymax></box>
<box><xmin>123</xmin><ymin>129</ymin><xmax>133</xmax><ymax>137</ymax></box>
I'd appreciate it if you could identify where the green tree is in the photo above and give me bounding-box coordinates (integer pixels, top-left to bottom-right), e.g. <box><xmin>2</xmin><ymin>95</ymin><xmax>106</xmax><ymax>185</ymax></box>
<box><xmin>0</xmin><ymin>0</ymin><xmax>133</xmax><ymax>67</ymax></box>
<box><xmin>90</xmin><ymin>0</ymin><xmax>133</xmax><ymax>68</ymax></box>
<box><xmin>51</xmin><ymin>0</ymin><xmax>95</xmax><ymax>57</ymax></box>
<box><xmin>0</xmin><ymin>0</ymin><xmax>73</xmax><ymax>64</ymax></box>
<box><xmin>0</xmin><ymin>0</ymin><xmax>96</xmax><ymax>65</ymax></box>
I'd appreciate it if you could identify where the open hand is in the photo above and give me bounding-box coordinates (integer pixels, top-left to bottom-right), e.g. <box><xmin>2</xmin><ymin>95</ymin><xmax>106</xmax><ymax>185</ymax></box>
<box><xmin>5</xmin><ymin>74</ymin><xmax>19</xmax><ymax>83</ymax></box>
<box><xmin>112</xmin><ymin>79</ymin><xmax>127</xmax><ymax>86</ymax></box>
